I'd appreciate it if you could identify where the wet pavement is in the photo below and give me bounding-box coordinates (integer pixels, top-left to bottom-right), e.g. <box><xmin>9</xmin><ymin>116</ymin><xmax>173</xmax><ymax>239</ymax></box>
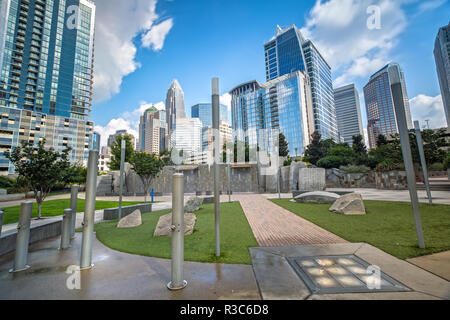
<box><xmin>0</xmin><ymin>233</ymin><xmax>260</xmax><ymax>300</ymax></box>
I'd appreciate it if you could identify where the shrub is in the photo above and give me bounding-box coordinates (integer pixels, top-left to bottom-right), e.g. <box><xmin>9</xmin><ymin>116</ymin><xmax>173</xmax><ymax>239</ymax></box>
<box><xmin>428</xmin><ymin>163</ymin><xmax>444</xmax><ymax>171</ymax></box>
<box><xmin>444</xmin><ymin>154</ymin><xmax>450</xmax><ymax>170</ymax></box>
<box><xmin>376</xmin><ymin>159</ymin><xmax>405</xmax><ymax>172</ymax></box>
<box><xmin>317</xmin><ymin>156</ymin><xmax>351</xmax><ymax>169</ymax></box>
<box><xmin>0</xmin><ymin>176</ymin><xmax>15</xmax><ymax>189</ymax></box>
<box><xmin>339</xmin><ymin>165</ymin><xmax>371</xmax><ymax>174</ymax></box>
<box><xmin>283</xmin><ymin>158</ymin><xmax>293</xmax><ymax>166</ymax></box>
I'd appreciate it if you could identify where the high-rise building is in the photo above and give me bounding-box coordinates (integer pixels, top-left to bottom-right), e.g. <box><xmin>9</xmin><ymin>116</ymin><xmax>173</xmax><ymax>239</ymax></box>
<box><xmin>434</xmin><ymin>22</ymin><xmax>450</xmax><ymax>127</ymax></box>
<box><xmin>166</xmin><ymin>79</ymin><xmax>186</xmax><ymax>148</ymax></box>
<box><xmin>202</xmin><ymin>120</ymin><xmax>233</xmax><ymax>152</ymax></box>
<box><xmin>191</xmin><ymin>103</ymin><xmax>228</xmax><ymax>127</ymax></box>
<box><xmin>264</xmin><ymin>25</ymin><xmax>338</xmax><ymax>141</ymax></box>
<box><xmin>230</xmin><ymin>71</ymin><xmax>315</xmax><ymax>156</ymax></box>
<box><xmin>334</xmin><ymin>84</ymin><xmax>364</xmax><ymax>146</ymax></box>
<box><xmin>138</xmin><ymin>105</ymin><xmax>167</xmax><ymax>155</ymax></box>
<box><xmin>363</xmin><ymin>63</ymin><xmax>413</xmax><ymax>149</ymax></box>
<box><xmin>93</xmin><ymin>132</ymin><xmax>101</xmax><ymax>151</ymax></box>
<box><xmin>107</xmin><ymin>130</ymin><xmax>136</xmax><ymax>149</ymax></box>
<box><xmin>170</xmin><ymin>117</ymin><xmax>202</xmax><ymax>156</ymax></box>
<box><xmin>0</xmin><ymin>0</ymin><xmax>96</xmax><ymax>173</ymax></box>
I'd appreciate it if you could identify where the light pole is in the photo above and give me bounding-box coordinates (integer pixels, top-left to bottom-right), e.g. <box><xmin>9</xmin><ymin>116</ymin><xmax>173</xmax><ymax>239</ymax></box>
<box><xmin>212</xmin><ymin>77</ymin><xmax>220</xmax><ymax>257</ymax></box>
<box><xmin>414</xmin><ymin>121</ymin><xmax>432</xmax><ymax>205</ymax></box>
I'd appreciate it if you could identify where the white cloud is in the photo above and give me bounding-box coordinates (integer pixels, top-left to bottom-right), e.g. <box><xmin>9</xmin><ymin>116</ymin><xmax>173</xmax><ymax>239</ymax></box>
<box><xmin>220</xmin><ymin>93</ymin><xmax>232</xmax><ymax>111</ymax></box>
<box><xmin>301</xmin><ymin>0</ymin><xmax>408</xmax><ymax>84</ymax></box>
<box><xmin>142</xmin><ymin>18</ymin><xmax>174</xmax><ymax>50</ymax></box>
<box><xmin>93</xmin><ymin>0</ymin><xmax>173</xmax><ymax>102</ymax></box>
<box><xmin>95</xmin><ymin>101</ymin><xmax>165</xmax><ymax>148</ymax></box>
<box><xmin>409</xmin><ymin>94</ymin><xmax>447</xmax><ymax>129</ymax></box>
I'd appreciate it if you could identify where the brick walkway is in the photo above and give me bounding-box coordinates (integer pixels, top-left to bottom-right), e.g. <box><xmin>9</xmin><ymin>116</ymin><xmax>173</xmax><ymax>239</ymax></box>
<box><xmin>236</xmin><ymin>195</ymin><xmax>347</xmax><ymax>247</ymax></box>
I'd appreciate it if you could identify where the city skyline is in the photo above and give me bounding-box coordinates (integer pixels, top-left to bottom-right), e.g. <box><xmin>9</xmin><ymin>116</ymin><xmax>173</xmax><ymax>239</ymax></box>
<box><xmin>92</xmin><ymin>0</ymin><xmax>449</xmax><ymax>149</ymax></box>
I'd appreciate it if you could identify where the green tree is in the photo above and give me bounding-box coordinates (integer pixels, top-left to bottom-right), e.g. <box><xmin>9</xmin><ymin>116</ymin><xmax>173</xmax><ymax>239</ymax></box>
<box><xmin>278</xmin><ymin>133</ymin><xmax>289</xmax><ymax>157</ymax></box>
<box><xmin>376</xmin><ymin>134</ymin><xmax>388</xmax><ymax>147</ymax></box>
<box><xmin>129</xmin><ymin>151</ymin><xmax>164</xmax><ymax>202</ymax></box>
<box><xmin>303</xmin><ymin>132</ymin><xmax>326</xmax><ymax>165</ymax></box>
<box><xmin>109</xmin><ymin>135</ymin><xmax>134</xmax><ymax>170</ymax></box>
<box><xmin>352</xmin><ymin>135</ymin><xmax>367</xmax><ymax>155</ymax></box>
<box><xmin>63</xmin><ymin>163</ymin><xmax>87</xmax><ymax>185</ymax></box>
<box><xmin>5</xmin><ymin>139</ymin><xmax>71</xmax><ymax>219</ymax></box>
<box><xmin>159</xmin><ymin>148</ymin><xmax>174</xmax><ymax>166</ymax></box>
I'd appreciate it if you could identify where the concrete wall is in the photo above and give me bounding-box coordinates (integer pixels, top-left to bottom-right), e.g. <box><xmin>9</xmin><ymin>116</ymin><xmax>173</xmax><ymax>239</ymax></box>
<box><xmin>326</xmin><ymin>168</ymin><xmax>376</xmax><ymax>188</ymax></box>
<box><xmin>375</xmin><ymin>170</ymin><xmax>408</xmax><ymax>190</ymax></box>
<box><xmin>298</xmin><ymin>168</ymin><xmax>326</xmax><ymax>191</ymax></box>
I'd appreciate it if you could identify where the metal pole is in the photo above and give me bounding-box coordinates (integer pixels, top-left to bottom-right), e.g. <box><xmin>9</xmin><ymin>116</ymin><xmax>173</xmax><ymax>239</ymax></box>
<box><xmin>60</xmin><ymin>209</ymin><xmax>72</xmax><ymax>250</ymax></box>
<box><xmin>276</xmin><ymin>147</ymin><xmax>281</xmax><ymax>199</ymax></box>
<box><xmin>70</xmin><ymin>185</ymin><xmax>78</xmax><ymax>239</ymax></box>
<box><xmin>80</xmin><ymin>150</ymin><xmax>99</xmax><ymax>270</ymax></box>
<box><xmin>0</xmin><ymin>210</ymin><xmax>3</xmax><ymax>238</ymax></box>
<box><xmin>212</xmin><ymin>77</ymin><xmax>220</xmax><ymax>257</ymax></box>
<box><xmin>118</xmin><ymin>139</ymin><xmax>126</xmax><ymax>220</ymax></box>
<box><xmin>167</xmin><ymin>173</ymin><xmax>187</xmax><ymax>290</ymax></box>
<box><xmin>227</xmin><ymin>159</ymin><xmax>231</xmax><ymax>203</ymax></box>
<box><xmin>414</xmin><ymin>121</ymin><xmax>432</xmax><ymax>205</ymax></box>
<box><xmin>392</xmin><ymin>79</ymin><xmax>425</xmax><ymax>249</ymax></box>
<box><xmin>10</xmin><ymin>201</ymin><xmax>32</xmax><ymax>273</ymax></box>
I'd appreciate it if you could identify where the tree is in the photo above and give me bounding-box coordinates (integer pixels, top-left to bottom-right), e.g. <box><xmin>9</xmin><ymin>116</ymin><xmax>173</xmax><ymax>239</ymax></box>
<box><xmin>159</xmin><ymin>148</ymin><xmax>174</xmax><ymax>166</ymax></box>
<box><xmin>129</xmin><ymin>151</ymin><xmax>164</xmax><ymax>202</ymax></box>
<box><xmin>352</xmin><ymin>135</ymin><xmax>367</xmax><ymax>155</ymax></box>
<box><xmin>278</xmin><ymin>133</ymin><xmax>289</xmax><ymax>157</ymax></box>
<box><xmin>303</xmin><ymin>132</ymin><xmax>326</xmax><ymax>165</ymax></box>
<box><xmin>109</xmin><ymin>135</ymin><xmax>134</xmax><ymax>170</ymax></box>
<box><xmin>63</xmin><ymin>163</ymin><xmax>87</xmax><ymax>185</ymax></box>
<box><xmin>376</xmin><ymin>134</ymin><xmax>388</xmax><ymax>147</ymax></box>
<box><xmin>5</xmin><ymin>139</ymin><xmax>71</xmax><ymax>219</ymax></box>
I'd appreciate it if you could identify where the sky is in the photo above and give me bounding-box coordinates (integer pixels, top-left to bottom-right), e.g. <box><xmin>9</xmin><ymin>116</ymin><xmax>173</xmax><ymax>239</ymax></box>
<box><xmin>91</xmin><ymin>0</ymin><xmax>450</xmax><ymax>148</ymax></box>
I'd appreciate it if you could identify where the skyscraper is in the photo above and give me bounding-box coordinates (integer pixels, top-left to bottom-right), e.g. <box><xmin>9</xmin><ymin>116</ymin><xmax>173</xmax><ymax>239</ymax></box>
<box><xmin>0</xmin><ymin>0</ymin><xmax>96</xmax><ymax>173</ymax></box>
<box><xmin>263</xmin><ymin>25</ymin><xmax>338</xmax><ymax>141</ymax></box>
<box><xmin>107</xmin><ymin>130</ymin><xmax>136</xmax><ymax>149</ymax></box>
<box><xmin>139</xmin><ymin>105</ymin><xmax>167</xmax><ymax>155</ymax></box>
<box><xmin>230</xmin><ymin>71</ymin><xmax>315</xmax><ymax>156</ymax></box>
<box><xmin>170</xmin><ymin>117</ymin><xmax>202</xmax><ymax>156</ymax></box>
<box><xmin>434</xmin><ymin>22</ymin><xmax>450</xmax><ymax>127</ymax></box>
<box><xmin>363</xmin><ymin>63</ymin><xmax>413</xmax><ymax>149</ymax></box>
<box><xmin>334</xmin><ymin>84</ymin><xmax>364</xmax><ymax>146</ymax></box>
<box><xmin>191</xmin><ymin>103</ymin><xmax>228</xmax><ymax>127</ymax></box>
<box><xmin>165</xmin><ymin>79</ymin><xmax>186</xmax><ymax>148</ymax></box>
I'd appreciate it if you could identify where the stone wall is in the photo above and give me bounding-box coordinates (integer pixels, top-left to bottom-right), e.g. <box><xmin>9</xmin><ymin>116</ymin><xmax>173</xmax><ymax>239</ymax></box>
<box><xmin>326</xmin><ymin>168</ymin><xmax>376</xmax><ymax>188</ymax></box>
<box><xmin>375</xmin><ymin>170</ymin><xmax>408</xmax><ymax>190</ymax></box>
<box><xmin>298</xmin><ymin>168</ymin><xmax>326</xmax><ymax>191</ymax></box>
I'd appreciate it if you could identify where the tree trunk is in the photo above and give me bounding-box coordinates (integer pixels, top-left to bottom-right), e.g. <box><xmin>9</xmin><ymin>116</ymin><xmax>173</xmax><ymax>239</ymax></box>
<box><xmin>38</xmin><ymin>201</ymin><xmax>42</xmax><ymax>219</ymax></box>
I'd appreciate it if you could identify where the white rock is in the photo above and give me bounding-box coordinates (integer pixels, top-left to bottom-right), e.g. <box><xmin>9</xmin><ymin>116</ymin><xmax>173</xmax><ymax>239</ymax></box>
<box><xmin>329</xmin><ymin>193</ymin><xmax>366</xmax><ymax>215</ymax></box>
<box><xmin>117</xmin><ymin>209</ymin><xmax>142</xmax><ymax>228</ymax></box>
<box><xmin>294</xmin><ymin>191</ymin><xmax>340</xmax><ymax>204</ymax></box>
<box><xmin>153</xmin><ymin>212</ymin><xmax>197</xmax><ymax>237</ymax></box>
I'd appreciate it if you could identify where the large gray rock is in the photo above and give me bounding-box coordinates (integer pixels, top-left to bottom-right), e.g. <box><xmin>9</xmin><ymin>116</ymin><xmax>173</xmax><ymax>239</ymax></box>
<box><xmin>294</xmin><ymin>191</ymin><xmax>340</xmax><ymax>204</ymax></box>
<box><xmin>184</xmin><ymin>196</ymin><xmax>203</xmax><ymax>213</ymax></box>
<box><xmin>329</xmin><ymin>193</ymin><xmax>366</xmax><ymax>215</ymax></box>
<box><xmin>298</xmin><ymin>168</ymin><xmax>326</xmax><ymax>191</ymax></box>
<box><xmin>117</xmin><ymin>209</ymin><xmax>142</xmax><ymax>228</ymax></box>
<box><xmin>153</xmin><ymin>212</ymin><xmax>197</xmax><ymax>237</ymax></box>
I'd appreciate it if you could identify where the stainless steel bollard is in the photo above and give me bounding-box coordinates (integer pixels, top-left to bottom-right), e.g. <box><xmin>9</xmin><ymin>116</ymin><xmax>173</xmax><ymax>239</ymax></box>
<box><xmin>60</xmin><ymin>209</ymin><xmax>72</xmax><ymax>250</ymax></box>
<box><xmin>0</xmin><ymin>210</ymin><xmax>3</xmax><ymax>238</ymax></box>
<box><xmin>70</xmin><ymin>185</ymin><xmax>79</xmax><ymax>239</ymax></box>
<box><xmin>212</xmin><ymin>77</ymin><xmax>221</xmax><ymax>257</ymax></box>
<box><xmin>167</xmin><ymin>173</ymin><xmax>187</xmax><ymax>290</ymax></box>
<box><xmin>80</xmin><ymin>150</ymin><xmax>99</xmax><ymax>270</ymax></box>
<box><xmin>10</xmin><ymin>201</ymin><xmax>33</xmax><ymax>273</ymax></box>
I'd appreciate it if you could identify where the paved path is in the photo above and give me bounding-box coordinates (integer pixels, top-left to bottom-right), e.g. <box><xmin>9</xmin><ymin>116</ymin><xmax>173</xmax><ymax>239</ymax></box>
<box><xmin>407</xmin><ymin>250</ymin><xmax>450</xmax><ymax>281</ymax></box>
<box><xmin>235</xmin><ymin>195</ymin><xmax>347</xmax><ymax>247</ymax></box>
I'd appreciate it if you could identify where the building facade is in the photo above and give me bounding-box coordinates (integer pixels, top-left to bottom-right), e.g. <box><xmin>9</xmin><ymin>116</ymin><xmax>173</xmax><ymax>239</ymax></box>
<box><xmin>201</xmin><ymin>120</ymin><xmax>233</xmax><ymax>152</ymax></box>
<box><xmin>263</xmin><ymin>25</ymin><xmax>338</xmax><ymax>141</ymax></box>
<box><xmin>165</xmin><ymin>79</ymin><xmax>186</xmax><ymax>149</ymax></box>
<box><xmin>333</xmin><ymin>84</ymin><xmax>364</xmax><ymax>146</ymax></box>
<box><xmin>170</xmin><ymin>117</ymin><xmax>202</xmax><ymax>156</ymax></box>
<box><xmin>434</xmin><ymin>22</ymin><xmax>450</xmax><ymax>127</ymax></box>
<box><xmin>0</xmin><ymin>0</ymin><xmax>96</xmax><ymax>173</ymax></box>
<box><xmin>138</xmin><ymin>105</ymin><xmax>167</xmax><ymax>155</ymax></box>
<box><xmin>107</xmin><ymin>129</ymin><xmax>136</xmax><ymax>149</ymax></box>
<box><xmin>92</xmin><ymin>131</ymin><xmax>100</xmax><ymax>151</ymax></box>
<box><xmin>191</xmin><ymin>103</ymin><xmax>228</xmax><ymax>127</ymax></box>
<box><xmin>363</xmin><ymin>63</ymin><xmax>413</xmax><ymax>149</ymax></box>
<box><xmin>230</xmin><ymin>71</ymin><xmax>314</xmax><ymax>156</ymax></box>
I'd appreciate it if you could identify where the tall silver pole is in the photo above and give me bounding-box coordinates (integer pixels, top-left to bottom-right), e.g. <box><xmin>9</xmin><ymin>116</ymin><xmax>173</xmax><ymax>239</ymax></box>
<box><xmin>212</xmin><ymin>77</ymin><xmax>220</xmax><ymax>257</ymax></box>
<box><xmin>118</xmin><ymin>139</ymin><xmax>126</xmax><ymax>220</ymax></box>
<box><xmin>414</xmin><ymin>121</ymin><xmax>432</xmax><ymax>205</ymax></box>
<box><xmin>60</xmin><ymin>209</ymin><xmax>72</xmax><ymax>250</ymax></box>
<box><xmin>227</xmin><ymin>159</ymin><xmax>231</xmax><ymax>203</ymax></box>
<box><xmin>276</xmin><ymin>148</ymin><xmax>281</xmax><ymax>199</ymax></box>
<box><xmin>392</xmin><ymin>81</ymin><xmax>425</xmax><ymax>249</ymax></box>
<box><xmin>80</xmin><ymin>150</ymin><xmax>99</xmax><ymax>270</ymax></box>
<box><xmin>70</xmin><ymin>185</ymin><xmax>78</xmax><ymax>239</ymax></box>
<box><xmin>167</xmin><ymin>173</ymin><xmax>187</xmax><ymax>290</ymax></box>
<box><xmin>10</xmin><ymin>201</ymin><xmax>32</xmax><ymax>273</ymax></box>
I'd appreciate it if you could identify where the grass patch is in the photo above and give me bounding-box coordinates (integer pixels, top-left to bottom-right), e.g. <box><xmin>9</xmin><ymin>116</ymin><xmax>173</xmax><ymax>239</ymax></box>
<box><xmin>271</xmin><ymin>199</ymin><xmax>450</xmax><ymax>260</ymax></box>
<box><xmin>1</xmin><ymin>199</ymin><xmax>146</xmax><ymax>225</ymax></box>
<box><xmin>94</xmin><ymin>202</ymin><xmax>258</xmax><ymax>264</ymax></box>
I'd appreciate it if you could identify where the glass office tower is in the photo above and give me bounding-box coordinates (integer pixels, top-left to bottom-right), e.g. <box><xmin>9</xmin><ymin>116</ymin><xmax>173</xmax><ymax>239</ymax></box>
<box><xmin>434</xmin><ymin>22</ymin><xmax>450</xmax><ymax>127</ymax></box>
<box><xmin>139</xmin><ymin>105</ymin><xmax>167</xmax><ymax>155</ymax></box>
<box><xmin>263</xmin><ymin>25</ymin><xmax>338</xmax><ymax>141</ymax></box>
<box><xmin>230</xmin><ymin>71</ymin><xmax>315</xmax><ymax>156</ymax></box>
<box><xmin>334</xmin><ymin>84</ymin><xmax>364</xmax><ymax>146</ymax></box>
<box><xmin>191</xmin><ymin>103</ymin><xmax>228</xmax><ymax>128</ymax></box>
<box><xmin>0</xmin><ymin>0</ymin><xmax>96</xmax><ymax>173</ymax></box>
<box><xmin>363</xmin><ymin>63</ymin><xmax>413</xmax><ymax>149</ymax></box>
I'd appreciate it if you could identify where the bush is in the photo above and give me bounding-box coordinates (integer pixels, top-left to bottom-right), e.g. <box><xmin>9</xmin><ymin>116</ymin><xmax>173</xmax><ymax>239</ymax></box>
<box><xmin>283</xmin><ymin>158</ymin><xmax>292</xmax><ymax>166</ymax></box>
<box><xmin>428</xmin><ymin>163</ymin><xmax>444</xmax><ymax>171</ymax></box>
<box><xmin>0</xmin><ymin>176</ymin><xmax>15</xmax><ymax>189</ymax></box>
<box><xmin>376</xmin><ymin>159</ymin><xmax>405</xmax><ymax>172</ymax></box>
<box><xmin>339</xmin><ymin>165</ymin><xmax>371</xmax><ymax>174</ymax></box>
<box><xmin>444</xmin><ymin>154</ymin><xmax>450</xmax><ymax>170</ymax></box>
<box><xmin>317</xmin><ymin>156</ymin><xmax>351</xmax><ymax>169</ymax></box>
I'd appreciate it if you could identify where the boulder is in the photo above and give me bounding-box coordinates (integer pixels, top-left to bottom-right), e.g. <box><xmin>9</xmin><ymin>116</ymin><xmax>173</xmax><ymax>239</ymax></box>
<box><xmin>153</xmin><ymin>212</ymin><xmax>197</xmax><ymax>237</ymax></box>
<box><xmin>329</xmin><ymin>193</ymin><xmax>366</xmax><ymax>215</ymax></box>
<box><xmin>117</xmin><ymin>209</ymin><xmax>142</xmax><ymax>228</ymax></box>
<box><xmin>294</xmin><ymin>191</ymin><xmax>340</xmax><ymax>204</ymax></box>
<box><xmin>184</xmin><ymin>196</ymin><xmax>203</xmax><ymax>213</ymax></box>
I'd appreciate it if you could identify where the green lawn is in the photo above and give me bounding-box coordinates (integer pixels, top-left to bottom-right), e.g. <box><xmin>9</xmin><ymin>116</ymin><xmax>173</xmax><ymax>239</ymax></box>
<box><xmin>271</xmin><ymin>199</ymin><xmax>450</xmax><ymax>260</ymax></box>
<box><xmin>1</xmin><ymin>199</ymin><xmax>146</xmax><ymax>225</ymax></box>
<box><xmin>94</xmin><ymin>202</ymin><xmax>258</xmax><ymax>265</ymax></box>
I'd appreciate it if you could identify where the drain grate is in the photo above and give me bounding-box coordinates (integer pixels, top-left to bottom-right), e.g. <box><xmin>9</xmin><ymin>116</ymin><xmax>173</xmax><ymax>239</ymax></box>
<box><xmin>287</xmin><ymin>255</ymin><xmax>410</xmax><ymax>295</ymax></box>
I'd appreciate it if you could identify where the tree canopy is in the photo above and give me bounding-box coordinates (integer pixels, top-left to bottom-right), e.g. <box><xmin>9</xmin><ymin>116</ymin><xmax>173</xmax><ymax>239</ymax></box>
<box><xmin>109</xmin><ymin>135</ymin><xmax>134</xmax><ymax>170</ymax></box>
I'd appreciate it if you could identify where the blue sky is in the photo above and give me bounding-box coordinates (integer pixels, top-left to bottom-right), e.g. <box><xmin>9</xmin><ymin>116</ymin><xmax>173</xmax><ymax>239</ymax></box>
<box><xmin>92</xmin><ymin>0</ymin><xmax>450</xmax><ymax>147</ymax></box>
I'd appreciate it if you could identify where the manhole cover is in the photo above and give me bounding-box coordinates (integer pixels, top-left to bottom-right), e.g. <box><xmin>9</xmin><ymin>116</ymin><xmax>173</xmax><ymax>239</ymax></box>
<box><xmin>287</xmin><ymin>255</ymin><xmax>410</xmax><ymax>294</ymax></box>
